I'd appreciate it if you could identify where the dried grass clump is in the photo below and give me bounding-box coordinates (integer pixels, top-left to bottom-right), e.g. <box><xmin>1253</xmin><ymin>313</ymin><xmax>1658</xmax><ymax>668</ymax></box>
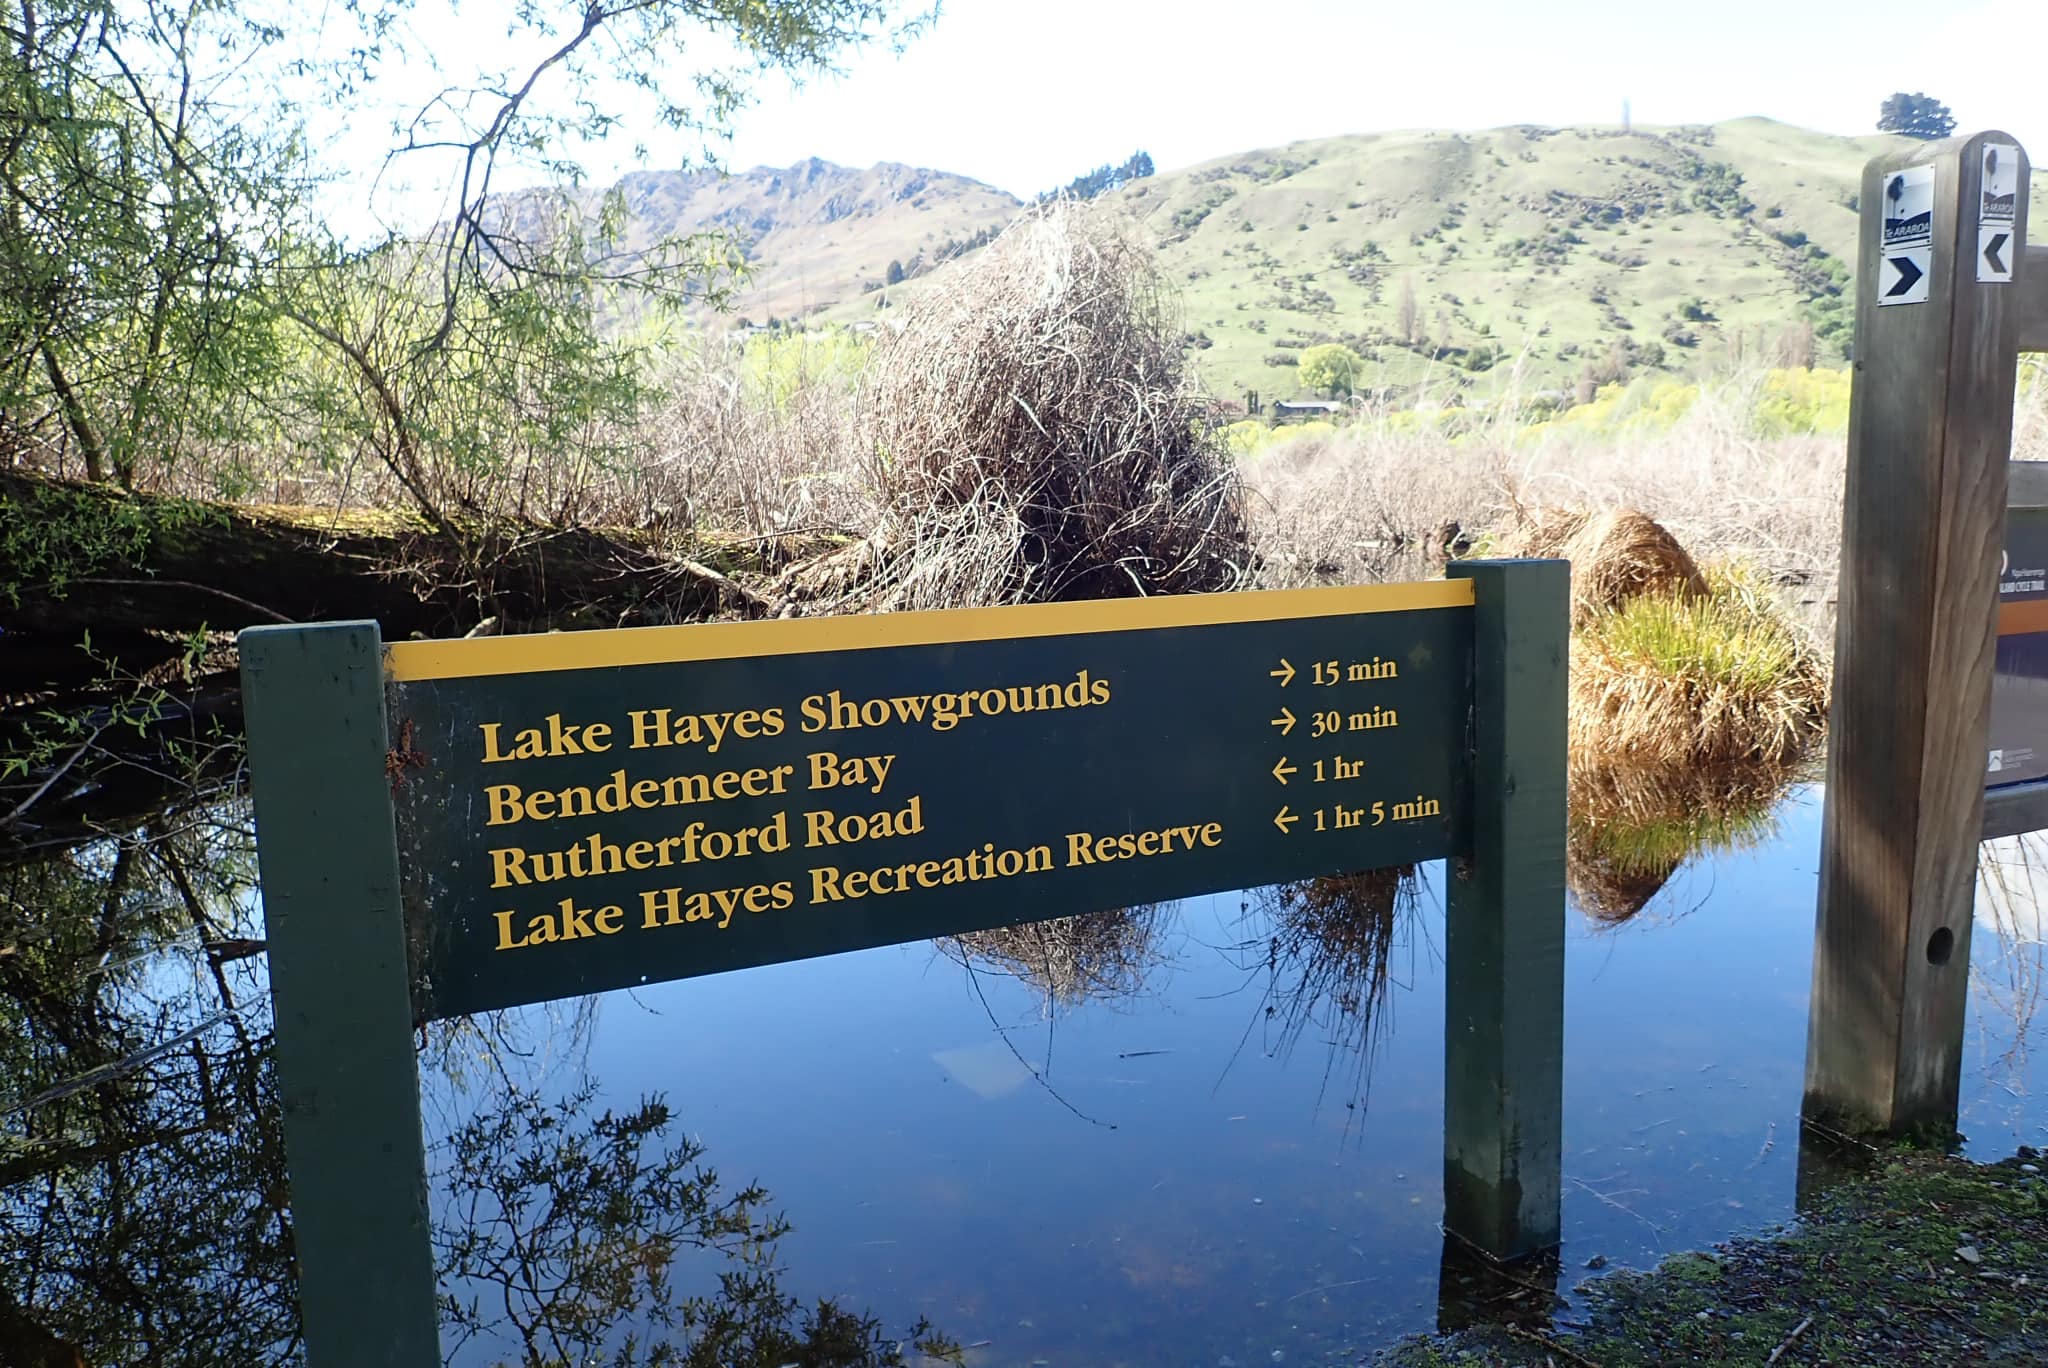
<box><xmin>941</xmin><ymin>906</ymin><xmax>1165</xmax><ymax>1012</ymax></box>
<box><xmin>855</xmin><ymin>201</ymin><xmax>1252</xmax><ymax>609</ymax></box>
<box><xmin>1500</xmin><ymin>506</ymin><xmax>1708</xmax><ymax>626</ymax></box>
<box><xmin>1567</xmin><ymin>754</ymin><xmax>1804</xmax><ymax>922</ymax></box>
<box><xmin>1572</xmin><ymin>560</ymin><xmax>1830</xmax><ymax>767</ymax></box>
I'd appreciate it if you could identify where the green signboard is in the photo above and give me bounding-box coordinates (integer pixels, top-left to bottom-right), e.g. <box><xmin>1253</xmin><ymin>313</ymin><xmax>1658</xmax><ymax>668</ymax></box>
<box><xmin>239</xmin><ymin>561</ymin><xmax>1568</xmax><ymax>1366</ymax></box>
<box><xmin>385</xmin><ymin>582</ymin><xmax>1475</xmax><ymax>1019</ymax></box>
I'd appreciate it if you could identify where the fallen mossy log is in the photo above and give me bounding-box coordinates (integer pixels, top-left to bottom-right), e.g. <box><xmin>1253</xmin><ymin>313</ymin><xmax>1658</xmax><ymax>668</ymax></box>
<box><xmin>0</xmin><ymin>468</ymin><xmax>788</xmax><ymax>651</ymax></box>
<box><xmin>1</xmin><ymin>469</ymin><xmax>823</xmax><ymax>860</ymax></box>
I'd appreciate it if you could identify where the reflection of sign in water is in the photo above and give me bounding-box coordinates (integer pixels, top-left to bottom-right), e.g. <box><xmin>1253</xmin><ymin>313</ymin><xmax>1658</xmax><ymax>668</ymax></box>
<box><xmin>387</xmin><ymin>584</ymin><xmax>1477</xmax><ymax>1019</ymax></box>
<box><xmin>1990</xmin><ymin>505</ymin><xmax>2048</xmax><ymax>787</ymax></box>
<box><xmin>1880</xmin><ymin>165</ymin><xmax>1935</xmax><ymax>306</ymax></box>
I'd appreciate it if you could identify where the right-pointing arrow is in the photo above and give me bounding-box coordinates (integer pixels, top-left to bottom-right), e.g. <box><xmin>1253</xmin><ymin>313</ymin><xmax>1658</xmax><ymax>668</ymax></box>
<box><xmin>1271</xmin><ymin>706</ymin><xmax>1296</xmax><ymax>736</ymax></box>
<box><xmin>1985</xmin><ymin>232</ymin><xmax>2011</xmax><ymax>275</ymax></box>
<box><xmin>1885</xmin><ymin>253</ymin><xmax>1924</xmax><ymax>297</ymax></box>
<box><xmin>1273</xmin><ymin>805</ymin><xmax>1298</xmax><ymax>833</ymax></box>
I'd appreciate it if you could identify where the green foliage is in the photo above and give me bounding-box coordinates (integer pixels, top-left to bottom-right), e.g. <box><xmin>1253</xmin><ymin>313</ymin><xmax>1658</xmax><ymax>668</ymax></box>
<box><xmin>0</xmin><ymin>478</ymin><xmax>223</xmax><ymax>607</ymax></box>
<box><xmin>0</xmin><ymin>0</ymin><xmax>303</xmax><ymax>487</ymax></box>
<box><xmin>738</xmin><ymin>328</ymin><xmax>871</xmax><ymax>409</ymax></box>
<box><xmin>1296</xmin><ymin>342</ymin><xmax>1365</xmax><ymax>397</ymax></box>
<box><xmin>1753</xmin><ymin>366</ymin><xmax>1853</xmax><ymax>435</ymax></box>
<box><xmin>1039</xmin><ymin>150</ymin><xmax>1154</xmax><ymax>202</ymax></box>
<box><xmin>1878</xmin><ymin>91</ymin><xmax>1957</xmax><ymax>140</ymax></box>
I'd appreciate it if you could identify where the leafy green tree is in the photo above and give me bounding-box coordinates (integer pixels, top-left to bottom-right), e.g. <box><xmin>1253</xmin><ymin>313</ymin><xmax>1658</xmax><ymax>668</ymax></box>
<box><xmin>1296</xmin><ymin>342</ymin><xmax>1365</xmax><ymax>398</ymax></box>
<box><xmin>0</xmin><ymin>0</ymin><xmax>926</xmax><ymax>516</ymax></box>
<box><xmin>1878</xmin><ymin>92</ymin><xmax>1956</xmax><ymax>140</ymax></box>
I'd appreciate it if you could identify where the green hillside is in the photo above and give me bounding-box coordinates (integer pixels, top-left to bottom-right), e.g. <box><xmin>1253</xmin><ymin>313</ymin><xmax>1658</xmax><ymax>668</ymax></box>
<box><xmin>1115</xmin><ymin>118</ymin><xmax>1909</xmax><ymax>403</ymax></box>
<box><xmin>610</xmin><ymin>120</ymin><xmax>2043</xmax><ymax>404</ymax></box>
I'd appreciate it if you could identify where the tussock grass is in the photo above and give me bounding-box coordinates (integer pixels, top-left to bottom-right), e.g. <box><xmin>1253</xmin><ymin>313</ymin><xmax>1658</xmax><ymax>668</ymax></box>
<box><xmin>1572</xmin><ymin>560</ymin><xmax>1828</xmax><ymax>767</ymax></box>
<box><xmin>1500</xmin><ymin>507</ymin><xmax>1707</xmax><ymax>626</ymax></box>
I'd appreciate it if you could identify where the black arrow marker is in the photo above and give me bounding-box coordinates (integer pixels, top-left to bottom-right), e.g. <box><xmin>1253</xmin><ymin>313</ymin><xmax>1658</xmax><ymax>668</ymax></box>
<box><xmin>1985</xmin><ymin>232</ymin><xmax>2011</xmax><ymax>276</ymax></box>
<box><xmin>1886</xmin><ymin>254</ymin><xmax>1925</xmax><ymax>297</ymax></box>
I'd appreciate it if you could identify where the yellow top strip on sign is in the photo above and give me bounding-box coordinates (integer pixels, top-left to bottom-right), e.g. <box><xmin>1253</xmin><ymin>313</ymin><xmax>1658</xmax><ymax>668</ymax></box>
<box><xmin>383</xmin><ymin>579</ymin><xmax>1475</xmax><ymax>682</ymax></box>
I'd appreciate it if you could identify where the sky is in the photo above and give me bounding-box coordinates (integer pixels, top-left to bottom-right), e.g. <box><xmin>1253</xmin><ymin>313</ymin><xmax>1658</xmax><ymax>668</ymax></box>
<box><xmin>320</xmin><ymin>0</ymin><xmax>2048</xmax><ymax>230</ymax></box>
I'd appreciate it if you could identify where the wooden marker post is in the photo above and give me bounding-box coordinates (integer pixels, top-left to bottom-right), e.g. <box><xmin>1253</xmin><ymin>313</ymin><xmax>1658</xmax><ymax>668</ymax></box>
<box><xmin>1807</xmin><ymin>133</ymin><xmax>2032</xmax><ymax>1136</ymax></box>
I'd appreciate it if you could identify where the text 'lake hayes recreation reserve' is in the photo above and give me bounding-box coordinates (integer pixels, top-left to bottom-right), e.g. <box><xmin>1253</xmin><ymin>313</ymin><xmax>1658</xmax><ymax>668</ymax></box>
<box><xmin>474</xmin><ymin>665</ymin><xmax>1411</xmax><ymax>949</ymax></box>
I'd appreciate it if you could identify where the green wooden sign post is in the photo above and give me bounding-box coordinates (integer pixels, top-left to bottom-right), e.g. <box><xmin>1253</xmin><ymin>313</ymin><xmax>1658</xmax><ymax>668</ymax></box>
<box><xmin>243</xmin><ymin>561</ymin><xmax>1567</xmax><ymax>1365</ymax></box>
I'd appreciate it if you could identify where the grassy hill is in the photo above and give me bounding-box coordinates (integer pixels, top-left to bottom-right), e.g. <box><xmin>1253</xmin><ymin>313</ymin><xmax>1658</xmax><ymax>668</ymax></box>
<box><xmin>1119</xmin><ymin>118</ymin><xmax>1902</xmax><ymax>402</ymax></box>
<box><xmin>574</xmin><ymin>121</ymin><xmax>2042</xmax><ymax>402</ymax></box>
<box><xmin>501</xmin><ymin>157</ymin><xmax>1021</xmax><ymax>329</ymax></box>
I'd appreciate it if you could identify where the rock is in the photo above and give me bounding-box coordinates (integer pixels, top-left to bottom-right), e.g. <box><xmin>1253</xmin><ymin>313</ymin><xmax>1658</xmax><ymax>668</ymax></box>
<box><xmin>1956</xmin><ymin>1245</ymin><xmax>1982</xmax><ymax>1265</ymax></box>
<box><xmin>1586</xmin><ymin>1254</ymin><xmax>1608</xmax><ymax>1269</ymax></box>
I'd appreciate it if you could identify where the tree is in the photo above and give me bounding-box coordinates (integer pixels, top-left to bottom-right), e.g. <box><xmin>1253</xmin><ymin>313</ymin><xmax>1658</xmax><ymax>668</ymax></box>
<box><xmin>1395</xmin><ymin>277</ymin><xmax>1420</xmax><ymax>346</ymax></box>
<box><xmin>1878</xmin><ymin>92</ymin><xmax>1956</xmax><ymax>140</ymax></box>
<box><xmin>884</xmin><ymin>259</ymin><xmax>905</xmax><ymax>285</ymax></box>
<box><xmin>1297</xmin><ymin>342</ymin><xmax>1365</xmax><ymax>398</ymax></box>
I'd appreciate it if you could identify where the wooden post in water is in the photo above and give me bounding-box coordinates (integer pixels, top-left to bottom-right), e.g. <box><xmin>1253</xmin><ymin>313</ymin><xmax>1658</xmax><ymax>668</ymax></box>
<box><xmin>1443</xmin><ymin>559</ymin><xmax>1568</xmax><ymax>1258</ymax></box>
<box><xmin>241</xmin><ymin>621</ymin><xmax>442</xmax><ymax>1365</ymax></box>
<box><xmin>1806</xmin><ymin>133</ymin><xmax>2033</xmax><ymax>1136</ymax></box>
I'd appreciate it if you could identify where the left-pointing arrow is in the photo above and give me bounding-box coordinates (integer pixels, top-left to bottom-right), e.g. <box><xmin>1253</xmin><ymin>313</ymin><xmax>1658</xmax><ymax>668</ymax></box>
<box><xmin>1273</xmin><ymin>805</ymin><xmax>1298</xmax><ymax>833</ymax></box>
<box><xmin>1269</xmin><ymin>658</ymin><xmax>1296</xmax><ymax>687</ymax></box>
<box><xmin>1985</xmin><ymin>231</ymin><xmax>2011</xmax><ymax>276</ymax></box>
<box><xmin>1271</xmin><ymin>756</ymin><xmax>1297</xmax><ymax>784</ymax></box>
<box><xmin>1271</xmin><ymin>706</ymin><xmax>1296</xmax><ymax>736</ymax></box>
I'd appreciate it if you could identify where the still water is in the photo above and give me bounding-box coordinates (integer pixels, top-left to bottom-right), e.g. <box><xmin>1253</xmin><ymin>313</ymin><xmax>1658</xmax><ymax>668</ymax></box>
<box><xmin>429</xmin><ymin>783</ymin><xmax>2048</xmax><ymax>1365</ymax></box>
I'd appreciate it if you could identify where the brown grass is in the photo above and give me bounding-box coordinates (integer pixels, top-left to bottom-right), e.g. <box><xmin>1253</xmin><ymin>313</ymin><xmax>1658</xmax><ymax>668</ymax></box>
<box><xmin>1498</xmin><ymin>506</ymin><xmax>1708</xmax><ymax>626</ymax></box>
<box><xmin>850</xmin><ymin>201</ymin><xmax>1252</xmax><ymax>610</ymax></box>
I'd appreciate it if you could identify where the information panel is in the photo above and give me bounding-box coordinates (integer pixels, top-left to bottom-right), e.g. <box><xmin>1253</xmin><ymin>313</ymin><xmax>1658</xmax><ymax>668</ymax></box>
<box><xmin>1991</xmin><ymin>504</ymin><xmax>2048</xmax><ymax>788</ymax></box>
<box><xmin>384</xmin><ymin>583</ymin><xmax>1476</xmax><ymax>1018</ymax></box>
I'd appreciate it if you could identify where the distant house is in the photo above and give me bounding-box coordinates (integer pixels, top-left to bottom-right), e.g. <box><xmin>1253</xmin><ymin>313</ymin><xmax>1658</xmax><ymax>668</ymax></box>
<box><xmin>1271</xmin><ymin>399</ymin><xmax>1346</xmax><ymax>423</ymax></box>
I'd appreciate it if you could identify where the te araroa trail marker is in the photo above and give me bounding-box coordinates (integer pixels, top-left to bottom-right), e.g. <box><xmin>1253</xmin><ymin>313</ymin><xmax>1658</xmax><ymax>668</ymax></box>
<box><xmin>240</xmin><ymin>562</ymin><xmax>1569</xmax><ymax>1365</ymax></box>
<box><xmin>1880</xmin><ymin>163</ymin><xmax>1935</xmax><ymax>306</ymax></box>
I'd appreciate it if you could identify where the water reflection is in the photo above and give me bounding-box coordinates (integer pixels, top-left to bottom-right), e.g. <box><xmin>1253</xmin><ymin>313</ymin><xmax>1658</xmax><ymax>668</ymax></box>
<box><xmin>436</xmin><ymin>1080</ymin><xmax>958</xmax><ymax>1368</ymax></box>
<box><xmin>0</xmin><ymin>812</ymin><xmax>957</xmax><ymax>1368</ymax></box>
<box><xmin>1229</xmin><ymin>870</ymin><xmax>1418</xmax><ymax>1113</ymax></box>
<box><xmin>1567</xmin><ymin>754</ymin><xmax>1807</xmax><ymax>923</ymax></box>
<box><xmin>13</xmin><ymin>770</ymin><xmax>2048</xmax><ymax>1365</ymax></box>
<box><xmin>1973</xmin><ymin>832</ymin><xmax>2048</xmax><ymax>1111</ymax></box>
<box><xmin>0</xmin><ymin>814</ymin><xmax>297</xmax><ymax>1366</ymax></box>
<box><xmin>937</xmin><ymin>905</ymin><xmax>1168</xmax><ymax>1012</ymax></box>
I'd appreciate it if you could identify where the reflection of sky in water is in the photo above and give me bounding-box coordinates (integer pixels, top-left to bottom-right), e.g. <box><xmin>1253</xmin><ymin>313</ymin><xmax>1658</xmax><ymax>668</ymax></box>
<box><xmin>435</xmin><ymin>783</ymin><xmax>2048</xmax><ymax>1366</ymax></box>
